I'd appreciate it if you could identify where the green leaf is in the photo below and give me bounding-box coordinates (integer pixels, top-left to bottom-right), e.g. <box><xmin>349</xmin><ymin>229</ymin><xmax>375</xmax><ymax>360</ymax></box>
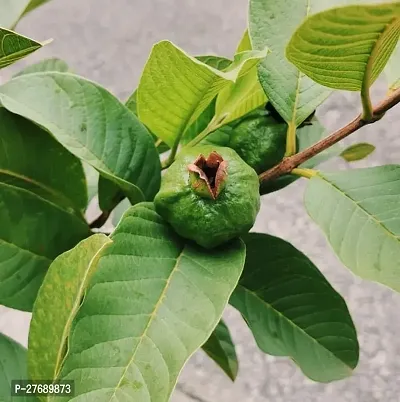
<box><xmin>14</xmin><ymin>58</ymin><xmax>70</xmax><ymax>77</ymax></box>
<box><xmin>340</xmin><ymin>142</ymin><xmax>375</xmax><ymax>162</ymax></box>
<box><xmin>304</xmin><ymin>165</ymin><xmax>400</xmax><ymax>292</ymax></box>
<box><xmin>181</xmin><ymin>100</ymin><xmax>217</xmax><ymax>145</ymax></box>
<box><xmin>0</xmin><ymin>28</ymin><xmax>44</xmax><ymax>69</ymax></box>
<box><xmin>125</xmin><ymin>90</ymin><xmax>138</xmax><ymax>115</ymax></box>
<box><xmin>28</xmin><ymin>234</ymin><xmax>112</xmax><ymax>382</ymax></box>
<box><xmin>180</xmin><ymin>57</ymin><xmax>230</xmax><ymax>145</ymax></box>
<box><xmin>202</xmin><ymin>320</ymin><xmax>238</xmax><ymax>381</ymax></box>
<box><xmin>0</xmin><ymin>108</ymin><xmax>87</xmax><ymax>213</ymax></box>
<box><xmin>137</xmin><ymin>40</ymin><xmax>267</xmax><ymax>148</ymax></box>
<box><xmin>249</xmin><ymin>0</ymin><xmax>335</xmax><ymax>127</ymax></box>
<box><xmin>215</xmin><ymin>66</ymin><xmax>267</xmax><ymax>127</ymax></box>
<box><xmin>286</xmin><ymin>3</ymin><xmax>400</xmax><ymax>91</ymax></box>
<box><xmin>230</xmin><ymin>233</ymin><xmax>358</xmax><ymax>382</ymax></box>
<box><xmin>125</xmin><ymin>89</ymin><xmax>169</xmax><ymax>154</ymax></box>
<box><xmin>385</xmin><ymin>42</ymin><xmax>400</xmax><ymax>91</ymax></box>
<box><xmin>196</xmin><ymin>55</ymin><xmax>232</xmax><ymax>71</ymax></box>
<box><xmin>0</xmin><ymin>72</ymin><xmax>161</xmax><ymax>207</ymax></box>
<box><xmin>0</xmin><ymin>183</ymin><xmax>90</xmax><ymax>311</ymax></box>
<box><xmin>236</xmin><ymin>30</ymin><xmax>252</xmax><ymax>53</ymax></box>
<box><xmin>128</xmin><ymin>56</ymin><xmax>230</xmax><ymax>149</ymax></box>
<box><xmin>260</xmin><ymin>116</ymin><xmax>341</xmax><ymax>195</ymax></box>
<box><xmin>0</xmin><ymin>333</ymin><xmax>37</xmax><ymax>402</ymax></box>
<box><xmin>56</xmin><ymin>203</ymin><xmax>245</xmax><ymax>401</ymax></box>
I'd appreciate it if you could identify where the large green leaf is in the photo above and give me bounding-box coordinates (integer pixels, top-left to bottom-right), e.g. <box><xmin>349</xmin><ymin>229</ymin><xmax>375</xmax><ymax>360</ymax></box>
<box><xmin>0</xmin><ymin>333</ymin><xmax>37</xmax><ymax>402</ymax></box>
<box><xmin>0</xmin><ymin>72</ymin><xmax>161</xmax><ymax>207</ymax></box>
<box><xmin>181</xmin><ymin>56</ymin><xmax>231</xmax><ymax>144</ymax></box>
<box><xmin>249</xmin><ymin>0</ymin><xmax>334</xmax><ymax>127</ymax></box>
<box><xmin>125</xmin><ymin>90</ymin><xmax>169</xmax><ymax>155</ymax></box>
<box><xmin>249</xmin><ymin>0</ymin><xmax>387</xmax><ymax>126</ymax></box>
<box><xmin>0</xmin><ymin>183</ymin><xmax>90</xmax><ymax>311</ymax></box>
<box><xmin>137</xmin><ymin>40</ymin><xmax>267</xmax><ymax>148</ymax></box>
<box><xmin>127</xmin><ymin>56</ymin><xmax>230</xmax><ymax>149</ymax></box>
<box><xmin>340</xmin><ymin>142</ymin><xmax>375</xmax><ymax>162</ymax></box>
<box><xmin>28</xmin><ymin>234</ymin><xmax>112</xmax><ymax>382</ymax></box>
<box><xmin>304</xmin><ymin>166</ymin><xmax>400</xmax><ymax>293</ymax></box>
<box><xmin>0</xmin><ymin>0</ymin><xmax>51</xmax><ymax>28</ymax></box>
<box><xmin>202</xmin><ymin>320</ymin><xmax>238</xmax><ymax>381</ymax></box>
<box><xmin>286</xmin><ymin>3</ymin><xmax>400</xmax><ymax>91</ymax></box>
<box><xmin>0</xmin><ymin>108</ymin><xmax>87</xmax><ymax>213</ymax></box>
<box><xmin>385</xmin><ymin>42</ymin><xmax>400</xmax><ymax>91</ymax></box>
<box><xmin>14</xmin><ymin>58</ymin><xmax>70</xmax><ymax>77</ymax></box>
<box><xmin>230</xmin><ymin>233</ymin><xmax>358</xmax><ymax>382</ymax></box>
<box><xmin>0</xmin><ymin>28</ymin><xmax>43</xmax><ymax>69</ymax></box>
<box><xmin>55</xmin><ymin>203</ymin><xmax>245</xmax><ymax>401</ymax></box>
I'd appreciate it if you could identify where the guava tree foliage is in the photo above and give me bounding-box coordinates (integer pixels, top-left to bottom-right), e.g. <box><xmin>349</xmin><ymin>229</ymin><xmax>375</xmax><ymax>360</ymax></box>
<box><xmin>0</xmin><ymin>0</ymin><xmax>399</xmax><ymax>401</ymax></box>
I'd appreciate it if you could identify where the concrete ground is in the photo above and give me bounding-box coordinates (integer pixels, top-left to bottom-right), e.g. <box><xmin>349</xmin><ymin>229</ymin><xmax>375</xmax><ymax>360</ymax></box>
<box><xmin>1</xmin><ymin>1</ymin><xmax>400</xmax><ymax>401</ymax></box>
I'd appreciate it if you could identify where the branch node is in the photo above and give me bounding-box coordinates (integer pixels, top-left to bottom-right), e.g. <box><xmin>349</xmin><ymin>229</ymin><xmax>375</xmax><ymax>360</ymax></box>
<box><xmin>258</xmin><ymin>87</ymin><xmax>400</xmax><ymax>185</ymax></box>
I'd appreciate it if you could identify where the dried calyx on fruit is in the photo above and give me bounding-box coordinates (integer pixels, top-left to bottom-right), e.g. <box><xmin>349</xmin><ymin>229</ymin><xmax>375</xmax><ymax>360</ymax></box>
<box><xmin>154</xmin><ymin>145</ymin><xmax>260</xmax><ymax>249</ymax></box>
<box><xmin>188</xmin><ymin>151</ymin><xmax>228</xmax><ymax>199</ymax></box>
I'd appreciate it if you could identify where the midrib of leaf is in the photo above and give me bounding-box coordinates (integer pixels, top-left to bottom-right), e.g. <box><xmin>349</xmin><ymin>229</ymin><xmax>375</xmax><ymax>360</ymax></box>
<box><xmin>239</xmin><ymin>285</ymin><xmax>353</xmax><ymax>371</ymax></box>
<box><xmin>363</xmin><ymin>15</ymin><xmax>400</xmax><ymax>92</ymax></box>
<box><xmin>53</xmin><ymin>241</ymin><xmax>111</xmax><ymax>384</ymax></box>
<box><xmin>0</xmin><ymin>89</ymin><xmax>146</xmax><ymax>202</ymax></box>
<box><xmin>287</xmin><ymin>0</ymin><xmax>310</xmax><ymax>135</ymax></box>
<box><xmin>0</xmin><ymin>168</ymin><xmax>79</xmax><ymax>213</ymax></box>
<box><xmin>108</xmin><ymin>249</ymin><xmax>185</xmax><ymax>400</ymax></box>
<box><xmin>0</xmin><ymin>45</ymin><xmax>40</xmax><ymax>61</ymax></box>
<box><xmin>318</xmin><ymin>175</ymin><xmax>400</xmax><ymax>241</ymax></box>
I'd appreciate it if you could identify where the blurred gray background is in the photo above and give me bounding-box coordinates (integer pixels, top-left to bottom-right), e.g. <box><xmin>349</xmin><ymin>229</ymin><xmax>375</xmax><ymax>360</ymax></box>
<box><xmin>0</xmin><ymin>1</ymin><xmax>399</xmax><ymax>401</ymax></box>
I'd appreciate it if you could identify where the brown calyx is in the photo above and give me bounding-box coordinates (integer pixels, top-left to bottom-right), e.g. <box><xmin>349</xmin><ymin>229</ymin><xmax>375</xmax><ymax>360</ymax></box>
<box><xmin>188</xmin><ymin>151</ymin><xmax>228</xmax><ymax>200</ymax></box>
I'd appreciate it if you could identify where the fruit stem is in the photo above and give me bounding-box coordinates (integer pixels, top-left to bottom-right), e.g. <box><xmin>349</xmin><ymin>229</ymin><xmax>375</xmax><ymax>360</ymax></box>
<box><xmin>285</xmin><ymin>122</ymin><xmax>297</xmax><ymax>156</ymax></box>
<box><xmin>290</xmin><ymin>168</ymin><xmax>317</xmax><ymax>179</ymax></box>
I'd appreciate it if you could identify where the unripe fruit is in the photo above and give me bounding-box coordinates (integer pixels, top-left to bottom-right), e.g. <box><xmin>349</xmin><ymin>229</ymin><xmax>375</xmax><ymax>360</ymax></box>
<box><xmin>154</xmin><ymin>145</ymin><xmax>260</xmax><ymax>249</ymax></box>
<box><xmin>206</xmin><ymin>109</ymin><xmax>287</xmax><ymax>174</ymax></box>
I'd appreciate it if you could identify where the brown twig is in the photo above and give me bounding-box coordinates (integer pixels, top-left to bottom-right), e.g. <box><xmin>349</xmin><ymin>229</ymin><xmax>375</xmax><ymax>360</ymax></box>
<box><xmin>89</xmin><ymin>191</ymin><xmax>126</xmax><ymax>229</ymax></box>
<box><xmin>89</xmin><ymin>210</ymin><xmax>111</xmax><ymax>229</ymax></box>
<box><xmin>259</xmin><ymin>87</ymin><xmax>400</xmax><ymax>183</ymax></box>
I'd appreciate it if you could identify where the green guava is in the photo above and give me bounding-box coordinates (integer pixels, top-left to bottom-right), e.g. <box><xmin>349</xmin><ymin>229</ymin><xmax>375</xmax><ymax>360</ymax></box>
<box><xmin>154</xmin><ymin>145</ymin><xmax>260</xmax><ymax>249</ymax></box>
<box><xmin>205</xmin><ymin>109</ymin><xmax>287</xmax><ymax>174</ymax></box>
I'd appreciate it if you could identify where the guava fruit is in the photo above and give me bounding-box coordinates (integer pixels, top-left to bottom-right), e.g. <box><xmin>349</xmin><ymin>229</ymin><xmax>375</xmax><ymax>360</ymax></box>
<box><xmin>154</xmin><ymin>145</ymin><xmax>260</xmax><ymax>249</ymax></box>
<box><xmin>205</xmin><ymin>109</ymin><xmax>287</xmax><ymax>174</ymax></box>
